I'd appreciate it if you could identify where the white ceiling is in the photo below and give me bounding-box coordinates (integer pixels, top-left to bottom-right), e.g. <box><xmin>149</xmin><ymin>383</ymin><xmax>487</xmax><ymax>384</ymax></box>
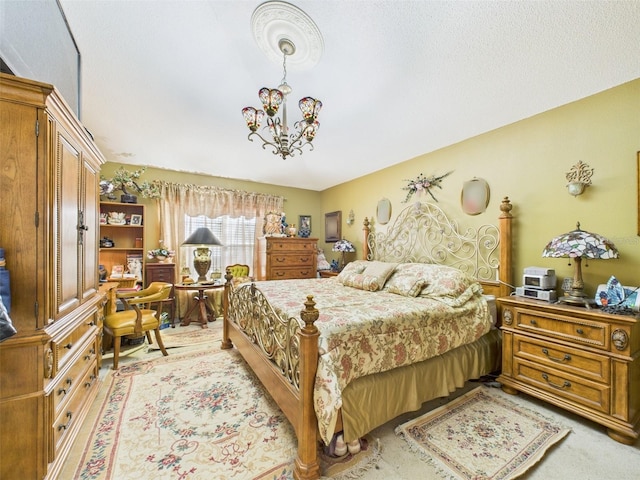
<box><xmin>58</xmin><ymin>0</ymin><xmax>640</xmax><ymax>191</ymax></box>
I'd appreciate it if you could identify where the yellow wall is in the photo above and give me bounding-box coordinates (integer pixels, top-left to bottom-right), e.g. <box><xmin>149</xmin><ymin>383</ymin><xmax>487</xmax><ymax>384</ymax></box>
<box><xmin>103</xmin><ymin>79</ymin><xmax>639</xmax><ymax>297</ymax></box>
<box><xmin>321</xmin><ymin>79</ymin><xmax>640</xmax><ymax>295</ymax></box>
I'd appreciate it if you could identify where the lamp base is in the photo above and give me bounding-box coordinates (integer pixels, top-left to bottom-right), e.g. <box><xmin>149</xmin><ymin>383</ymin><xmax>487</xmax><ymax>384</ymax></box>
<box><xmin>557</xmin><ymin>294</ymin><xmax>597</xmax><ymax>309</ymax></box>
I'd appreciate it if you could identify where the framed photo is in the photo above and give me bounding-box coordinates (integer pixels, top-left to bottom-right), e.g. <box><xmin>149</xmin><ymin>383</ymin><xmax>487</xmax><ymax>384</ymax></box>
<box><xmin>130</xmin><ymin>214</ymin><xmax>143</xmax><ymax>226</ymax></box>
<box><xmin>325</xmin><ymin>211</ymin><xmax>341</xmax><ymax>242</ymax></box>
<box><xmin>299</xmin><ymin>215</ymin><xmax>311</xmax><ymax>238</ymax></box>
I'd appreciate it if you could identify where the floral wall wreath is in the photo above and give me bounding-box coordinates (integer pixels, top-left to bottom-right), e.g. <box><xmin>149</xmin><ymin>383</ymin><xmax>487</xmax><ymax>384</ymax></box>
<box><xmin>402</xmin><ymin>171</ymin><xmax>453</xmax><ymax>203</ymax></box>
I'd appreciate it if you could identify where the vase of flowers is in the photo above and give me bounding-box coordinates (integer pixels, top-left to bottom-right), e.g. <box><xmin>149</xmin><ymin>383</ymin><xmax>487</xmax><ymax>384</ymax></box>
<box><xmin>147</xmin><ymin>248</ymin><xmax>175</xmax><ymax>263</ymax></box>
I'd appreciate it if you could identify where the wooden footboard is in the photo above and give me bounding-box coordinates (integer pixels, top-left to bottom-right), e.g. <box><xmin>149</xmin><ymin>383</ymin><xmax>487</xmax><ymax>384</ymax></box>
<box><xmin>221</xmin><ymin>278</ymin><xmax>322</xmax><ymax>480</ymax></box>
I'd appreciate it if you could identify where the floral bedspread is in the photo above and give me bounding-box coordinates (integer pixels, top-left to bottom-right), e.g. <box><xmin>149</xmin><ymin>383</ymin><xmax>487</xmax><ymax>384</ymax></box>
<box><xmin>244</xmin><ymin>277</ymin><xmax>491</xmax><ymax>444</ymax></box>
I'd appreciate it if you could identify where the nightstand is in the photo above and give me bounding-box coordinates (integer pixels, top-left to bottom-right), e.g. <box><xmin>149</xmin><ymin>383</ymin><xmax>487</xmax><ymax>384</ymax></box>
<box><xmin>497</xmin><ymin>296</ymin><xmax>640</xmax><ymax>445</ymax></box>
<box><xmin>319</xmin><ymin>270</ymin><xmax>339</xmax><ymax>278</ymax></box>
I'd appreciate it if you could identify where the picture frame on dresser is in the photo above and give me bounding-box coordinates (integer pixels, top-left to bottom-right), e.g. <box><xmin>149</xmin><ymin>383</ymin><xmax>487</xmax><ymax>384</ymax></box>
<box><xmin>130</xmin><ymin>214</ymin><xmax>143</xmax><ymax>225</ymax></box>
<box><xmin>325</xmin><ymin>211</ymin><xmax>341</xmax><ymax>242</ymax></box>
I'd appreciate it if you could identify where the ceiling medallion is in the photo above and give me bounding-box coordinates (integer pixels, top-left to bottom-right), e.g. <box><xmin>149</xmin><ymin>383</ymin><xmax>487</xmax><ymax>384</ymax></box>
<box><xmin>242</xmin><ymin>2</ymin><xmax>324</xmax><ymax>159</ymax></box>
<box><xmin>251</xmin><ymin>1</ymin><xmax>324</xmax><ymax>71</ymax></box>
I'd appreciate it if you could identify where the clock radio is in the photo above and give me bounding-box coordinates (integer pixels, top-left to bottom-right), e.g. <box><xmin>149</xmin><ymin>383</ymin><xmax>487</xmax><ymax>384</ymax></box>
<box><xmin>516</xmin><ymin>287</ymin><xmax>557</xmax><ymax>301</ymax></box>
<box><xmin>522</xmin><ymin>273</ymin><xmax>557</xmax><ymax>290</ymax></box>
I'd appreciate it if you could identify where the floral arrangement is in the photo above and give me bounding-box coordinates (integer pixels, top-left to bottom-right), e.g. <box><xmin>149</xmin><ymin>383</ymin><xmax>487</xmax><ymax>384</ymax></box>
<box><xmin>402</xmin><ymin>171</ymin><xmax>453</xmax><ymax>203</ymax></box>
<box><xmin>147</xmin><ymin>248</ymin><xmax>175</xmax><ymax>260</ymax></box>
<box><xmin>101</xmin><ymin>166</ymin><xmax>160</xmax><ymax>199</ymax></box>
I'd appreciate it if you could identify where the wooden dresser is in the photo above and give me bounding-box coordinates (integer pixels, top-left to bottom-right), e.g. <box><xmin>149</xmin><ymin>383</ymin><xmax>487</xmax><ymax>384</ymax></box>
<box><xmin>0</xmin><ymin>73</ymin><xmax>105</xmax><ymax>479</ymax></box>
<box><xmin>498</xmin><ymin>296</ymin><xmax>640</xmax><ymax>445</ymax></box>
<box><xmin>257</xmin><ymin>237</ymin><xmax>318</xmax><ymax>280</ymax></box>
<box><xmin>145</xmin><ymin>262</ymin><xmax>176</xmax><ymax>325</ymax></box>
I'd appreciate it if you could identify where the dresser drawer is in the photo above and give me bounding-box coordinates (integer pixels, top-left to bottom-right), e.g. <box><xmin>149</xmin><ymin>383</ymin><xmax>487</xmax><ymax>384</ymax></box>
<box><xmin>513</xmin><ymin>334</ymin><xmax>610</xmax><ymax>384</ymax></box>
<box><xmin>269</xmin><ymin>267</ymin><xmax>317</xmax><ymax>280</ymax></box>
<box><xmin>51</xmin><ymin>337</ymin><xmax>98</xmax><ymax>414</ymax></box>
<box><xmin>513</xmin><ymin>358</ymin><xmax>610</xmax><ymax>414</ymax></box>
<box><xmin>514</xmin><ymin>309</ymin><xmax>609</xmax><ymax>349</ymax></box>
<box><xmin>267</xmin><ymin>239</ymin><xmax>317</xmax><ymax>253</ymax></box>
<box><xmin>270</xmin><ymin>253</ymin><xmax>315</xmax><ymax>267</ymax></box>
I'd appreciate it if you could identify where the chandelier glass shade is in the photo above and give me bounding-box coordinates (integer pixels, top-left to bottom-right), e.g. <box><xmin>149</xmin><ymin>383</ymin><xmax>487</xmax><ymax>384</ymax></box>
<box><xmin>542</xmin><ymin>222</ymin><xmax>618</xmax><ymax>306</ymax></box>
<box><xmin>242</xmin><ymin>38</ymin><xmax>322</xmax><ymax>159</ymax></box>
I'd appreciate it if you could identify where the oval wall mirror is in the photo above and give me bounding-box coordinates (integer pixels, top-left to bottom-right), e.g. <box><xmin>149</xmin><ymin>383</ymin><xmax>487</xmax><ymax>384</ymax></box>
<box><xmin>376</xmin><ymin>198</ymin><xmax>392</xmax><ymax>225</ymax></box>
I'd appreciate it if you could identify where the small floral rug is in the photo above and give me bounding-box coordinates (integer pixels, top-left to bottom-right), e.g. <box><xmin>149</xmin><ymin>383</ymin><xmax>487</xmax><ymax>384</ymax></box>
<box><xmin>395</xmin><ymin>386</ymin><xmax>571</xmax><ymax>480</ymax></box>
<box><xmin>74</xmin><ymin>346</ymin><xmax>379</xmax><ymax>480</ymax></box>
<box><xmin>146</xmin><ymin>324</ymin><xmax>222</xmax><ymax>350</ymax></box>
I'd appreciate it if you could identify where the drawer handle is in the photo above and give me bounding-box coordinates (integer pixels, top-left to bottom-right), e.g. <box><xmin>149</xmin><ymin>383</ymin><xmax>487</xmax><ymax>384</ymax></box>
<box><xmin>576</xmin><ymin>328</ymin><xmax>584</xmax><ymax>335</ymax></box>
<box><xmin>299</xmin><ymin>257</ymin><xmax>310</xmax><ymax>262</ymax></box>
<box><xmin>58</xmin><ymin>378</ymin><xmax>73</xmax><ymax>396</ymax></box>
<box><xmin>84</xmin><ymin>348</ymin><xmax>96</xmax><ymax>361</ymax></box>
<box><xmin>85</xmin><ymin>374</ymin><xmax>97</xmax><ymax>389</ymax></box>
<box><xmin>64</xmin><ymin>343</ymin><xmax>73</xmax><ymax>349</ymax></box>
<box><xmin>275</xmin><ymin>257</ymin><xmax>286</xmax><ymax>263</ymax></box>
<box><xmin>529</xmin><ymin>319</ymin><xmax>537</xmax><ymax>326</ymax></box>
<box><xmin>541</xmin><ymin>348</ymin><xmax>571</xmax><ymax>363</ymax></box>
<box><xmin>58</xmin><ymin>411</ymin><xmax>73</xmax><ymax>431</ymax></box>
<box><xmin>542</xmin><ymin>373</ymin><xmax>571</xmax><ymax>390</ymax></box>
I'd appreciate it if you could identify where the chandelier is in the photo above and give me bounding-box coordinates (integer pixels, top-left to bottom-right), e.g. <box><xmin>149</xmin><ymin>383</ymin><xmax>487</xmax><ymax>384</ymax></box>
<box><xmin>242</xmin><ymin>38</ymin><xmax>322</xmax><ymax>159</ymax></box>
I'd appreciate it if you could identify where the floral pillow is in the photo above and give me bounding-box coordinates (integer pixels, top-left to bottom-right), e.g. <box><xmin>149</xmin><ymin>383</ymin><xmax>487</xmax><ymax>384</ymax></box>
<box><xmin>383</xmin><ymin>270</ymin><xmax>428</xmax><ymax>297</ymax></box>
<box><xmin>338</xmin><ymin>261</ymin><xmax>397</xmax><ymax>292</ymax></box>
<box><xmin>383</xmin><ymin>263</ymin><xmax>477</xmax><ymax>298</ymax></box>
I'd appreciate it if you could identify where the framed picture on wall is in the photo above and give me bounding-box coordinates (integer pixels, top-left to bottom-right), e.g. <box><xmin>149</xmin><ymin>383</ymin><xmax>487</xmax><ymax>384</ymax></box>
<box><xmin>325</xmin><ymin>211</ymin><xmax>341</xmax><ymax>242</ymax></box>
<box><xmin>299</xmin><ymin>215</ymin><xmax>311</xmax><ymax>238</ymax></box>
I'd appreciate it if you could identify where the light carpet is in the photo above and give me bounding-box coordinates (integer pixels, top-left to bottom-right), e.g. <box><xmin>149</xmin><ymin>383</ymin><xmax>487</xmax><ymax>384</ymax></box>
<box><xmin>74</xmin><ymin>344</ymin><xmax>379</xmax><ymax>480</ymax></box>
<box><xmin>395</xmin><ymin>386</ymin><xmax>571</xmax><ymax>480</ymax></box>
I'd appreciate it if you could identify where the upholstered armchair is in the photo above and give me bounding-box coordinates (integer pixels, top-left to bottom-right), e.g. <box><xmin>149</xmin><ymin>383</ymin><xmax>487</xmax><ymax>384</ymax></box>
<box><xmin>104</xmin><ymin>282</ymin><xmax>172</xmax><ymax>369</ymax></box>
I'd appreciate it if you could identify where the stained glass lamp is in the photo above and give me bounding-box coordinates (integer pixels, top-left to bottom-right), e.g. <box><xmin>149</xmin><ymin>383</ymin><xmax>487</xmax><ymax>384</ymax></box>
<box><xmin>332</xmin><ymin>239</ymin><xmax>355</xmax><ymax>271</ymax></box>
<box><xmin>542</xmin><ymin>222</ymin><xmax>618</xmax><ymax>307</ymax></box>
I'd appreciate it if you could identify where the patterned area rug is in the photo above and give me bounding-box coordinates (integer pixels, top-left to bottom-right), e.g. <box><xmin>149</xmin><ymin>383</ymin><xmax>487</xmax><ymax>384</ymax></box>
<box><xmin>395</xmin><ymin>386</ymin><xmax>571</xmax><ymax>480</ymax></box>
<box><xmin>74</xmin><ymin>346</ymin><xmax>379</xmax><ymax>479</ymax></box>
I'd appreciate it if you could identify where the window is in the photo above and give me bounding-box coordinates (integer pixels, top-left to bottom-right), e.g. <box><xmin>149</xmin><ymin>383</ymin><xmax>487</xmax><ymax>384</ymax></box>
<box><xmin>184</xmin><ymin>215</ymin><xmax>256</xmax><ymax>276</ymax></box>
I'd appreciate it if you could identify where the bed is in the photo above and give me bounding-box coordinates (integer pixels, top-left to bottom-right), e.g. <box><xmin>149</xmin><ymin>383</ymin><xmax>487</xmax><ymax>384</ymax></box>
<box><xmin>221</xmin><ymin>197</ymin><xmax>513</xmax><ymax>480</ymax></box>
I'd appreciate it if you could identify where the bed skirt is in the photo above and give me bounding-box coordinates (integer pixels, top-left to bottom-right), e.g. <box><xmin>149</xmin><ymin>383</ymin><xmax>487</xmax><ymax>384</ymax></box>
<box><xmin>339</xmin><ymin>328</ymin><xmax>502</xmax><ymax>442</ymax></box>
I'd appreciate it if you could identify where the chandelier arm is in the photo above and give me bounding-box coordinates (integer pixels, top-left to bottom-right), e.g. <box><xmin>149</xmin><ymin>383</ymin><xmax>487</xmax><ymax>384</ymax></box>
<box><xmin>247</xmin><ymin>131</ymin><xmax>286</xmax><ymax>156</ymax></box>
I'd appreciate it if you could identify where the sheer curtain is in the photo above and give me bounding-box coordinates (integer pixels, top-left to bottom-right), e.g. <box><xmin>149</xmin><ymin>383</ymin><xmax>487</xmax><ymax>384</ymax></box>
<box><xmin>155</xmin><ymin>182</ymin><xmax>284</xmax><ymax>278</ymax></box>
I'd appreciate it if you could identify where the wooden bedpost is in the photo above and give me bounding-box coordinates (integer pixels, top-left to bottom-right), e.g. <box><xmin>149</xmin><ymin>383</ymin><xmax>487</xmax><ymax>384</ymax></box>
<box><xmin>362</xmin><ymin>217</ymin><xmax>371</xmax><ymax>260</ymax></box>
<box><xmin>294</xmin><ymin>295</ymin><xmax>321</xmax><ymax>480</ymax></box>
<box><xmin>220</xmin><ymin>267</ymin><xmax>233</xmax><ymax>350</ymax></box>
<box><xmin>498</xmin><ymin>197</ymin><xmax>513</xmax><ymax>298</ymax></box>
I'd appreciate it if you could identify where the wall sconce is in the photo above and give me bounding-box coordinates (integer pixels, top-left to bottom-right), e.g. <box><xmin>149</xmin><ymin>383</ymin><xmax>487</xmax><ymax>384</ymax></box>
<box><xmin>565</xmin><ymin>161</ymin><xmax>594</xmax><ymax>196</ymax></box>
<box><xmin>346</xmin><ymin>210</ymin><xmax>355</xmax><ymax>226</ymax></box>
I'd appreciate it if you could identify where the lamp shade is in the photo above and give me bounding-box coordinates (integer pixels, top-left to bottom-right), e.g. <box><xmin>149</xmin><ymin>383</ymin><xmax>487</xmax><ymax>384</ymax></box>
<box><xmin>542</xmin><ymin>222</ymin><xmax>618</xmax><ymax>260</ymax></box>
<box><xmin>182</xmin><ymin>227</ymin><xmax>223</xmax><ymax>247</ymax></box>
<box><xmin>332</xmin><ymin>239</ymin><xmax>355</xmax><ymax>253</ymax></box>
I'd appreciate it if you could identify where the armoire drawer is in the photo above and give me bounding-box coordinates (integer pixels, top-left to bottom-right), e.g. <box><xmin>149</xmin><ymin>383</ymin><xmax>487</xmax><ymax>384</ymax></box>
<box><xmin>53</xmin><ymin>313</ymin><xmax>99</xmax><ymax>372</ymax></box>
<box><xmin>513</xmin><ymin>334</ymin><xmax>610</xmax><ymax>384</ymax></box>
<box><xmin>51</xmin><ymin>338</ymin><xmax>98</xmax><ymax>415</ymax></box>
<box><xmin>51</xmin><ymin>363</ymin><xmax>99</xmax><ymax>455</ymax></box>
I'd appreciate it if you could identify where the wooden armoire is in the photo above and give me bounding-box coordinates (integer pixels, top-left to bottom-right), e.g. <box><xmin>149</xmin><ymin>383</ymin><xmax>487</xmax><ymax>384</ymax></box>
<box><xmin>0</xmin><ymin>73</ymin><xmax>106</xmax><ymax>479</ymax></box>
